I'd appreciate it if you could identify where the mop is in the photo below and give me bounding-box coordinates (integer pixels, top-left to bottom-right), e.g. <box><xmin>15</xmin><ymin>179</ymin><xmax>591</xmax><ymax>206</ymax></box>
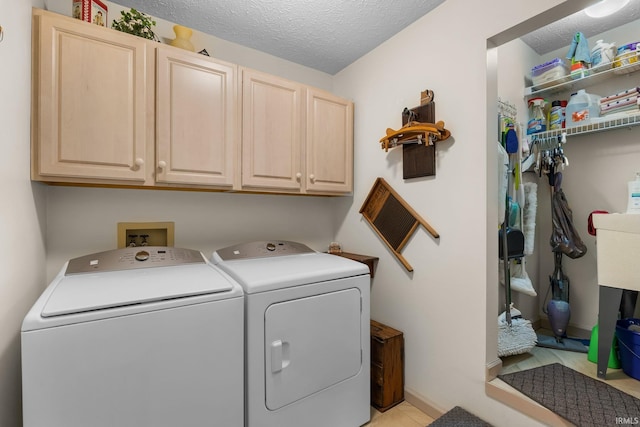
<box><xmin>497</xmin><ymin>129</ymin><xmax>537</xmax><ymax>357</ymax></box>
<box><xmin>498</xmin><ymin>224</ymin><xmax>538</xmax><ymax>357</ymax></box>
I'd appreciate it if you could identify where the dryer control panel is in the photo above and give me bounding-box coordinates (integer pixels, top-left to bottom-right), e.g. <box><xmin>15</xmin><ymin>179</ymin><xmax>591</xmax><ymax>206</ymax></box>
<box><xmin>65</xmin><ymin>247</ymin><xmax>205</xmax><ymax>274</ymax></box>
<box><xmin>214</xmin><ymin>241</ymin><xmax>314</xmax><ymax>261</ymax></box>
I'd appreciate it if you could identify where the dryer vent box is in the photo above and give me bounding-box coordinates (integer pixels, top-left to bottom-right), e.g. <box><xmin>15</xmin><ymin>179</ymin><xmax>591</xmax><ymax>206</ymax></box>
<box><xmin>117</xmin><ymin>222</ymin><xmax>174</xmax><ymax>248</ymax></box>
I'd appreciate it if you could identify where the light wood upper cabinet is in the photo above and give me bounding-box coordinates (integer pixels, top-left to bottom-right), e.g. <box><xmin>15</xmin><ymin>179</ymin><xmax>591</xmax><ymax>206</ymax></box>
<box><xmin>32</xmin><ymin>9</ymin><xmax>152</xmax><ymax>184</ymax></box>
<box><xmin>241</xmin><ymin>68</ymin><xmax>304</xmax><ymax>191</ymax></box>
<box><xmin>241</xmin><ymin>68</ymin><xmax>354</xmax><ymax>194</ymax></box>
<box><xmin>31</xmin><ymin>9</ymin><xmax>353</xmax><ymax>195</ymax></box>
<box><xmin>306</xmin><ymin>88</ymin><xmax>353</xmax><ymax>194</ymax></box>
<box><xmin>156</xmin><ymin>47</ymin><xmax>238</xmax><ymax>188</ymax></box>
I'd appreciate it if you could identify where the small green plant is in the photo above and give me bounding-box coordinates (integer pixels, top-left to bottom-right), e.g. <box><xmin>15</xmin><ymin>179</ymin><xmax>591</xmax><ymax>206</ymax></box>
<box><xmin>111</xmin><ymin>8</ymin><xmax>158</xmax><ymax>41</ymax></box>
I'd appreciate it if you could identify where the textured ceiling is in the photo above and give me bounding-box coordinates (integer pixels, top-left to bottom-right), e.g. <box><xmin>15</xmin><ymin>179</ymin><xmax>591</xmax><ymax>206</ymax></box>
<box><xmin>521</xmin><ymin>1</ymin><xmax>640</xmax><ymax>55</ymax></box>
<box><xmin>113</xmin><ymin>0</ymin><xmax>444</xmax><ymax>74</ymax></box>
<box><xmin>108</xmin><ymin>1</ymin><xmax>640</xmax><ymax>74</ymax></box>
<box><xmin>108</xmin><ymin>0</ymin><xmax>446</xmax><ymax>74</ymax></box>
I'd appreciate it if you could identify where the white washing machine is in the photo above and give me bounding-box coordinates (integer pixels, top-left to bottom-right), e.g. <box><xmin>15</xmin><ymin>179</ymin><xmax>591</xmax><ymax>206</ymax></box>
<box><xmin>22</xmin><ymin>247</ymin><xmax>244</xmax><ymax>427</ymax></box>
<box><xmin>211</xmin><ymin>241</ymin><xmax>370</xmax><ymax>427</ymax></box>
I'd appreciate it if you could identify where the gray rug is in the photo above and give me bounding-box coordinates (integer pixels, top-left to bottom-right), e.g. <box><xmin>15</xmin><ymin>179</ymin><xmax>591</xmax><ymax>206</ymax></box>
<box><xmin>499</xmin><ymin>363</ymin><xmax>640</xmax><ymax>427</ymax></box>
<box><xmin>429</xmin><ymin>406</ymin><xmax>492</xmax><ymax>426</ymax></box>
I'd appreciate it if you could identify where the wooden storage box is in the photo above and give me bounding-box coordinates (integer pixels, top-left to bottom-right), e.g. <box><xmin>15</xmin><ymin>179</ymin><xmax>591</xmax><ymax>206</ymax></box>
<box><xmin>370</xmin><ymin>319</ymin><xmax>404</xmax><ymax>411</ymax></box>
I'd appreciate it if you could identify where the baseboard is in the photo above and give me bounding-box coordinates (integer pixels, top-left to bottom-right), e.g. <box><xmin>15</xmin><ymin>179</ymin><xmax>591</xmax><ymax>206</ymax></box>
<box><xmin>404</xmin><ymin>388</ymin><xmax>445</xmax><ymax>420</ymax></box>
<box><xmin>485</xmin><ymin>378</ymin><xmax>573</xmax><ymax>427</ymax></box>
<box><xmin>486</xmin><ymin>357</ymin><xmax>503</xmax><ymax>381</ymax></box>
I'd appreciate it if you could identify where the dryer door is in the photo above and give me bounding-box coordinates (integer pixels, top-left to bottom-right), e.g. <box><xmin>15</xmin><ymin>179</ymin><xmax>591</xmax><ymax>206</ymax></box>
<box><xmin>264</xmin><ymin>288</ymin><xmax>362</xmax><ymax>410</ymax></box>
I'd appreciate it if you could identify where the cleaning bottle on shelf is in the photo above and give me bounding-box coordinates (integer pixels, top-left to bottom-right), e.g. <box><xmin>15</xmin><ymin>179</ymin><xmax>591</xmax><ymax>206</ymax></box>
<box><xmin>627</xmin><ymin>172</ymin><xmax>640</xmax><ymax>214</ymax></box>
<box><xmin>590</xmin><ymin>39</ymin><xmax>616</xmax><ymax>70</ymax></box>
<box><xmin>527</xmin><ymin>97</ymin><xmax>547</xmax><ymax>135</ymax></box>
<box><xmin>565</xmin><ymin>89</ymin><xmax>600</xmax><ymax>127</ymax></box>
<box><xmin>549</xmin><ymin>100</ymin><xmax>565</xmax><ymax>130</ymax></box>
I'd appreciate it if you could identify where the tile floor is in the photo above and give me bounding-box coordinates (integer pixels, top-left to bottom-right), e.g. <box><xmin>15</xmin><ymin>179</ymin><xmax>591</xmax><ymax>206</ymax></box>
<box><xmin>365</xmin><ymin>401</ymin><xmax>434</xmax><ymax>426</ymax></box>
<box><xmin>364</xmin><ymin>332</ymin><xmax>640</xmax><ymax>427</ymax></box>
<box><xmin>500</xmin><ymin>339</ymin><xmax>640</xmax><ymax>399</ymax></box>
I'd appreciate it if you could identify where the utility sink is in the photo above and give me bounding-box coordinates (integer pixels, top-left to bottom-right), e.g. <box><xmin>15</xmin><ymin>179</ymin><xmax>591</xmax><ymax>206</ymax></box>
<box><xmin>593</xmin><ymin>213</ymin><xmax>640</xmax><ymax>292</ymax></box>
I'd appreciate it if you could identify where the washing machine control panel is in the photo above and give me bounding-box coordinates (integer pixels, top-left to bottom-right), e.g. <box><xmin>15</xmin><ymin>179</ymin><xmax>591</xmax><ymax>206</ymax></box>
<box><xmin>215</xmin><ymin>241</ymin><xmax>314</xmax><ymax>260</ymax></box>
<box><xmin>65</xmin><ymin>247</ymin><xmax>205</xmax><ymax>274</ymax></box>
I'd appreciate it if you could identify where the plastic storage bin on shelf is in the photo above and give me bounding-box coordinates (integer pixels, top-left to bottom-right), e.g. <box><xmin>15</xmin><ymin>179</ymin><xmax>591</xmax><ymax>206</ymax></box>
<box><xmin>531</xmin><ymin>58</ymin><xmax>569</xmax><ymax>90</ymax></box>
<box><xmin>613</xmin><ymin>42</ymin><xmax>640</xmax><ymax>74</ymax></box>
<box><xmin>616</xmin><ymin>318</ymin><xmax>640</xmax><ymax>381</ymax></box>
<box><xmin>570</xmin><ymin>61</ymin><xmax>590</xmax><ymax>80</ymax></box>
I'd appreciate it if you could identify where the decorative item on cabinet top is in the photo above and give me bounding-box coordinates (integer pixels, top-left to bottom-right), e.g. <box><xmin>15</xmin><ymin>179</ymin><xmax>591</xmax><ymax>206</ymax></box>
<box><xmin>379</xmin><ymin>89</ymin><xmax>452</xmax><ymax>179</ymax></box>
<box><xmin>169</xmin><ymin>25</ymin><xmax>195</xmax><ymax>52</ymax></box>
<box><xmin>73</xmin><ymin>0</ymin><xmax>107</xmax><ymax>27</ymax></box>
<box><xmin>111</xmin><ymin>7</ymin><xmax>159</xmax><ymax>41</ymax></box>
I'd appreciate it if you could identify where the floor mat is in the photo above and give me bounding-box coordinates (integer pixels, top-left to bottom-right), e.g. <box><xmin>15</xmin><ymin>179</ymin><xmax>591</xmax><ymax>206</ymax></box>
<box><xmin>498</xmin><ymin>363</ymin><xmax>640</xmax><ymax>427</ymax></box>
<box><xmin>429</xmin><ymin>406</ymin><xmax>492</xmax><ymax>426</ymax></box>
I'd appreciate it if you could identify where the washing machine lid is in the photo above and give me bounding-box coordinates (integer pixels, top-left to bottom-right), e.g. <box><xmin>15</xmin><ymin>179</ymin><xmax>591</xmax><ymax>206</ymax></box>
<box><xmin>41</xmin><ymin>247</ymin><xmax>235</xmax><ymax>317</ymax></box>
<box><xmin>212</xmin><ymin>241</ymin><xmax>369</xmax><ymax>294</ymax></box>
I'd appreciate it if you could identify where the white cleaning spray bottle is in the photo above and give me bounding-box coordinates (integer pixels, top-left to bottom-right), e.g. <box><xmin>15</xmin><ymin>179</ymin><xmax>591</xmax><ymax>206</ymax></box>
<box><xmin>627</xmin><ymin>173</ymin><xmax>640</xmax><ymax>214</ymax></box>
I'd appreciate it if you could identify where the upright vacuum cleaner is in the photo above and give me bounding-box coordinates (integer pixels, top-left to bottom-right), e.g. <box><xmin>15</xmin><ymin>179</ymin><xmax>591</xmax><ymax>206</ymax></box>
<box><xmin>538</xmin><ymin>167</ymin><xmax>589</xmax><ymax>352</ymax></box>
<box><xmin>546</xmin><ymin>251</ymin><xmax>571</xmax><ymax>339</ymax></box>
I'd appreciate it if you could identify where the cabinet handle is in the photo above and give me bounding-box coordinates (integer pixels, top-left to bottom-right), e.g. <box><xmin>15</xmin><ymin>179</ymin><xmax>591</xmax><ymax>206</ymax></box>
<box><xmin>309</xmin><ymin>174</ymin><xmax>315</xmax><ymax>182</ymax></box>
<box><xmin>132</xmin><ymin>158</ymin><xmax>144</xmax><ymax>170</ymax></box>
<box><xmin>295</xmin><ymin>172</ymin><xmax>302</xmax><ymax>180</ymax></box>
<box><xmin>158</xmin><ymin>160</ymin><xmax>167</xmax><ymax>169</ymax></box>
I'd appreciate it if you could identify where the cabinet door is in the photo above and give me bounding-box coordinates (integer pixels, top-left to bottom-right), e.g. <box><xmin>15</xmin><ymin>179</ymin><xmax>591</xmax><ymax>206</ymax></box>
<box><xmin>33</xmin><ymin>11</ymin><xmax>150</xmax><ymax>183</ymax></box>
<box><xmin>241</xmin><ymin>68</ymin><xmax>304</xmax><ymax>191</ymax></box>
<box><xmin>156</xmin><ymin>47</ymin><xmax>237</xmax><ymax>187</ymax></box>
<box><xmin>305</xmin><ymin>88</ymin><xmax>354</xmax><ymax>193</ymax></box>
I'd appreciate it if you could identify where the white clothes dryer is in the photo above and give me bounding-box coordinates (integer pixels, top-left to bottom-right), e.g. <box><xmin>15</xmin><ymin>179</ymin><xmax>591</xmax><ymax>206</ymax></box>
<box><xmin>212</xmin><ymin>241</ymin><xmax>370</xmax><ymax>427</ymax></box>
<box><xmin>22</xmin><ymin>247</ymin><xmax>244</xmax><ymax>427</ymax></box>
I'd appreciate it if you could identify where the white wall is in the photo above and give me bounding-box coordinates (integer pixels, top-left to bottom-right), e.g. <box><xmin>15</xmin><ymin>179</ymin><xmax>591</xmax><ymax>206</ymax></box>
<box><xmin>45</xmin><ymin>187</ymin><xmax>343</xmax><ymax>280</ymax></box>
<box><xmin>4</xmin><ymin>0</ymin><xmax>618</xmax><ymax>425</ymax></box>
<box><xmin>0</xmin><ymin>0</ymin><xmax>46</xmax><ymax>425</ymax></box>
<box><xmin>333</xmin><ymin>0</ymin><xmax>596</xmax><ymax>424</ymax></box>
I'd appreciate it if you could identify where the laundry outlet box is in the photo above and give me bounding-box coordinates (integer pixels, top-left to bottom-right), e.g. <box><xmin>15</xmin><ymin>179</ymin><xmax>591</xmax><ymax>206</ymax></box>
<box><xmin>593</xmin><ymin>213</ymin><xmax>640</xmax><ymax>291</ymax></box>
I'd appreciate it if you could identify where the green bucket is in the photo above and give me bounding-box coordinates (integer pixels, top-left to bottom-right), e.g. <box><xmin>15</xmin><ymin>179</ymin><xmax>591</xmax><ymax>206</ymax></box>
<box><xmin>587</xmin><ymin>324</ymin><xmax>620</xmax><ymax>369</ymax></box>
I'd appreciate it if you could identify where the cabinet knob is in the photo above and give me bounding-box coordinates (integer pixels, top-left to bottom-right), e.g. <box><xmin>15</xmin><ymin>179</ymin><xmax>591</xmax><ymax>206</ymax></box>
<box><xmin>296</xmin><ymin>172</ymin><xmax>302</xmax><ymax>180</ymax></box>
<box><xmin>309</xmin><ymin>174</ymin><xmax>316</xmax><ymax>182</ymax></box>
<box><xmin>132</xmin><ymin>158</ymin><xmax>144</xmax><ymax>170</ymax></box>
<box><xmin>158</xmin><ymin>160</ymin><xmax>167</xmax><ymax>169</ymax></box>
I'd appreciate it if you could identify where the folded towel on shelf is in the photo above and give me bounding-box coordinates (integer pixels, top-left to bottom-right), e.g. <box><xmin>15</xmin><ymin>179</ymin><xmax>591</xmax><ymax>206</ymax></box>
<box><xmin>600</xmin><ymin>96</ymin><xmax>639</xmax><ymax>114</ymax></box>
<box><xmin>600</xmin><ymin>105</ymin><xmax>640</xmax><ymax>117</ymax></box>
<box><xmin>601</xmin><ymin>105</ymin><xmax>638</xmax><ymax>116</ymax></box>
<box><xmin>600</xmin><ymin>87</ymin><xmax>640</xmax><ymax>104</ymax></box>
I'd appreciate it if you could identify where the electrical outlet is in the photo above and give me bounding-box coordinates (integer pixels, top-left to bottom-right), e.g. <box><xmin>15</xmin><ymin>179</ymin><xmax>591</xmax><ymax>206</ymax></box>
<box><xmin>117</xmin><ymin>222</ymin><xmax>175</xmax><ymax>248</ymax></box>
